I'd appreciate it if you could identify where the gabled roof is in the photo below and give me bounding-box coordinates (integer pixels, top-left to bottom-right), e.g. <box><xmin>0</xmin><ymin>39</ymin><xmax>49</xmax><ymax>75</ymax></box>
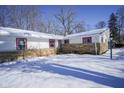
<box><xmin>0</xmin><ymin>27</ymin><xmax>64</xmax><ymax>39</ymax></box>
<box><xmin>65</xmin><ymin>28</ymin><xmax>109</xmax><ymax>38</ymax></box>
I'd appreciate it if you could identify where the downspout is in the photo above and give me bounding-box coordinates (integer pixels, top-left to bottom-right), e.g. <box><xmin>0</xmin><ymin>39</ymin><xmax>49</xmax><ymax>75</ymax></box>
<box><xmin>94</xmin><ymin>36</ymin><xmax>98</xmax><ymax>55</ymax></box>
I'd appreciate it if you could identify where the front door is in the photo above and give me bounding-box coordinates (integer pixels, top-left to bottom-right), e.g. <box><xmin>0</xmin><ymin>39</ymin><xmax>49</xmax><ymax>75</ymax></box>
<box><xmin>58</xmin><ymin>40</ymin><xmax>62</xmax><ymax>51</ymax></box>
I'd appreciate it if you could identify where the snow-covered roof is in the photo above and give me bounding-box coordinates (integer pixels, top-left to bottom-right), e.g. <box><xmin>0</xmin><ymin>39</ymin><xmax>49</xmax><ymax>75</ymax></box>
<box><xmin>0</xmin><ymin>27</ymin><xmax>109</xmax><ymax>40</ymax></box>
<box><xmin>65</xmin><ymin>28</ymin><xmax>109</xmax><ymax>38</ymax></box>
<box><xmin>0</xmin><ymin>27</ymin><xmax>64</xmax><ymax>39</ymax></box>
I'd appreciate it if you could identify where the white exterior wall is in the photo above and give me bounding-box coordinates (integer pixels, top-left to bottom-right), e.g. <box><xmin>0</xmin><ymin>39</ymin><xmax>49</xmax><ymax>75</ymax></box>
<box><xmin>66</xmin><ymin>34</ymin><xmax>101</xmax><ymax>44</ymax></box>
<box><xmin>0</xmin><ymin>36</ymin><xmax>16</xmax><ymax>52</ymax></box>
<box><xmin>0</xmin><ymin>36</ymin><xmax>60</xmax><ymax>52</ymax></box>
<box><xmin>99</xmin><ymin>30</ymin><xmax>109</xmax><ymax>43</ymax></box>
<box><xmin>55</xmin><ymin>40</ymin><xmax>59</xmax><ymax>48</ymax></box>
<box><xmin>27</xmin><ymin>37</ymin><xmax>49</xmax><ymax>49</ymax></box>
<box><xmin>27</xmin><ymin>38</ymin><xmax>59</xmax><ymax>49</ymax></box>
<box><xmin>64</xmin><ymin>30</ymin><xmax>109</xmax><ymax>44</ymax></box>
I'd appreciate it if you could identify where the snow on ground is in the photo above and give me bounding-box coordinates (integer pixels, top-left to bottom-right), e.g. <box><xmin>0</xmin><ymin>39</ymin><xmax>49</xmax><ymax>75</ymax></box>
<box><xmin>0</xmin><ymin>48</ymin><xmax>124</xmax><ymax>88</ymax></box>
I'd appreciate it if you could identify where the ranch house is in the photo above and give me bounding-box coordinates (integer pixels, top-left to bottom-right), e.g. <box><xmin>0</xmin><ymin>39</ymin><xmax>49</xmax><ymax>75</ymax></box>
<box><xmin>0</xmin><ymin>27</ymin><xmax>109</xmax><ymax>61</ymax></box>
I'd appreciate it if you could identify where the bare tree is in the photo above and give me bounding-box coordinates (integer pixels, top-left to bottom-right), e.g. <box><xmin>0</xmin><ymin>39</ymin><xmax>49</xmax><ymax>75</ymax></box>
<box><xmin>0</xmin><ymin>6</ymin><xmax>87</xmax><ymax>36</ymax></box>
<box><xmin>95</xmin><ymin>21</ymin><xmax>106</xmax><ymax>29</ymax></box>
<box><xmin>73</xmin><ymin>21</ymin><xmax>86</xmax><ymax>33</ymax></box>
<box><xmin>0</xmin><ymin>5</ymin><xmax>44</xmax><ymax>32</ymax></box>
<box><xmin>116</xmin><ymin>6</ymin><xmax>124</xmax><ymax>43</ymax></box>
<box><xmin>52</xmin><ymin>22</ymin><xmax>64</xmax><ymax>35</ymax></box>
<box><xmin>8</xmin><ymin>6</ymin><xmax>22</xmax><ymax>28</ymax></box>
<box><xmin>0</xmin><ymin>6</ymin><xmax>10</xmax><ymax>27</ymax></box>
<box><xmin>20</xmin><ymin>6</ymin><xmax>43</xmax><ymax>31</ymax></box>
<box><xmin>55</xmin><ymin>8</ymin><xmax>76</xmax><ymax>36</ymax></box>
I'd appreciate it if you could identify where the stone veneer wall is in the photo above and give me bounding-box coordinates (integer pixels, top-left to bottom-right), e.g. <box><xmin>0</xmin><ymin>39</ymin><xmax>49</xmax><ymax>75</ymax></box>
<box><xmin>61</xmin><ymin>44</ymin><xmax>96</xmax><ymax>54</ymax></box>
<box><xmin>0</xmin><ymin>42</ymin><xmax>108</xmax><ymax>62</ymax></box>
<box><xmin>98</xmin><ymin>42</ymin><xmax>109</xmax><ymax>54</ymax></box>
<box><xmin>61</xmin><ymin>42</ymin><xmax>108</xmax><ymax>55</ymax></box>
<box><xmin>0</xmin><ymin>48</ymin><xmax>57</xmax><ymax>62</ymax></box>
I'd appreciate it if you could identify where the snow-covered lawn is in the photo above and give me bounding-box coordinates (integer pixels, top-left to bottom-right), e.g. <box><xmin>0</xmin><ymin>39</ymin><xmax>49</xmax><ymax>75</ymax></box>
<box><xmin>0</xmin><ymin>48</ymin><xmax>124</xmax><ymax>88</ymax></box>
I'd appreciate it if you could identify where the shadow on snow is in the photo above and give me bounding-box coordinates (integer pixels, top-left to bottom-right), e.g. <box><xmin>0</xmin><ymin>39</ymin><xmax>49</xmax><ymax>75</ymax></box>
<box><xmin>0</xmin><ymin>61</ymin><xmax>124</xmax><ymax>88</ymax></box>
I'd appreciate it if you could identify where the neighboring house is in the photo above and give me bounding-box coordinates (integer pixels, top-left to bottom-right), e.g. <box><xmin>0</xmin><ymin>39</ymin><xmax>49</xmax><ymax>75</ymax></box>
<box><xmin>0</xmin><ymin>27</ymin><xmax>109</xmax><ymax>61</ymax></box>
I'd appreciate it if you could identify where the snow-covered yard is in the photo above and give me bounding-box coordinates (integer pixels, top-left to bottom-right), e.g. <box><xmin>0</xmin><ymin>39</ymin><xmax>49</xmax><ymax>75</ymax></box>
<box><xmin>0</xmin><ymin>48</ymin><xmax>124</xmax><ymax>88</ymax></box>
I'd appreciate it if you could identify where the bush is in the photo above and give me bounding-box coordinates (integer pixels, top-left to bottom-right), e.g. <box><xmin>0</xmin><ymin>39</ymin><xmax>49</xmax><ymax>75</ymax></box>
<box><xmin>115</xmin><ymin>44</ymin><xmax>124</xmax><ymax>48</ymax></box>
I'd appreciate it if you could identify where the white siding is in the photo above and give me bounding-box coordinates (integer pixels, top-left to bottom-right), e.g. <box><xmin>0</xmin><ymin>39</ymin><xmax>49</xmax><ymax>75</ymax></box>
<box><xmin>0</xmin><ymin>36</ymin><xmax>60</xmax><ymax>52</ymax></box>
<box><xmin>27</xmin><ymin>38</ymin><xmax>59</xmax><ymax>49</ymax></box>
<box><xmin>66</xmin><ymin>34</ymin><xmax>101</xmax><ymax>44</ymax></box>
<box><xmin>55</xmin><ymin>40</ymin><xmax>59</xmax><ymax>48</ymax></box>
<box><xmin>27</xmin><ymin>41</ymin><xmax>49</xmax><ymax>49</ymax></box>
<box><xmin>0</xmin><ymin>36</ymin><xmax>16</xmax><ymax>52</ymax></box>
<box><xmin>27</xmin><ymin>37</ymin><xmax>49</xmax><ymax>49</ymax></box>
<box><xmin>99</xmin><ymin>31</ymin><xmax>109</xmax><ymax>43</ymax></box>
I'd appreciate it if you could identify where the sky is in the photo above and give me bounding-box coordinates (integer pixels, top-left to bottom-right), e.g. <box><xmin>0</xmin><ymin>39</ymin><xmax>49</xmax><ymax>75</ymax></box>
<box><xmin>41</xmin><ymin>5</ymin><xmax>123</xmax><ymax>30</ymax></box>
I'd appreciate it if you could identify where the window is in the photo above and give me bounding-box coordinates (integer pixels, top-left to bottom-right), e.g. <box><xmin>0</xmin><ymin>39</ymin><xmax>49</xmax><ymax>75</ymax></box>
<box><xmin>82</xmin><ymin>37</ymin><xmax>92</xmax><ymax>44</ymax></box>
<box><xmin>64</xmin><ymin>39</ymin><xmax>69</xmax><ymax>44</ymax></box>
<box><xmin>49</xmin><ymin>39</ymin><xmax>55</xmax><ymax>48</ymax></box>
<box><xmin>16</xmin><ymin>38</ymin><xmax>27</xmax><ymax>50</ymax></box>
